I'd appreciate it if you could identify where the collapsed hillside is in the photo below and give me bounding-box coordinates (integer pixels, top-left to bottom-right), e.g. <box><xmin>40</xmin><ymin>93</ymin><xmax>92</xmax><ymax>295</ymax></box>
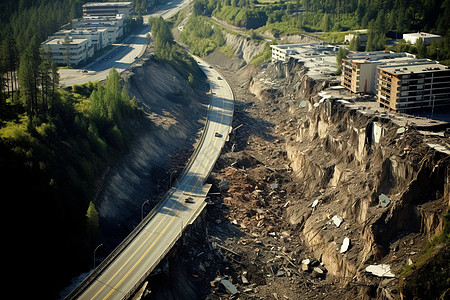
<box><xmin>217</xmin><ymin>56</ymin><xmax>449</xmax><ymax>298</ymax></box>
<box><xmin>142</xmin><ymin>43</ymin><xmax>449</xmax><ymax>299</ymax></box>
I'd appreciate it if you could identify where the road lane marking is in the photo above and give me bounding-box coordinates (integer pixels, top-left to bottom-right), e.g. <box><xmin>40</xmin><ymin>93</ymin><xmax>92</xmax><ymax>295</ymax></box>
<box><xmin>96</xmin><ymin>81</ymin><xmax>230</xmax><ymax>299</ymax></box>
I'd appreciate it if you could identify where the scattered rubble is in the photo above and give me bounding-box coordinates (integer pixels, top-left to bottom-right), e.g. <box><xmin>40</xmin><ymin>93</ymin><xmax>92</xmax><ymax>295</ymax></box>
<box><xmin>365</xmin><ymin>264</ymin><xmax>395</xmax><ymax>278</ymax></box>
<box><xmin>378</xmin><ymin>193</ymin><xmax>391</xmax><ymax>208</ymax></box>
<box><xmin>144</xmin><ymin>47</ymin><xmax>449</xmax><ymax>299</ymax></box>
<box><xmin>331</xmin><ymin>215</ymin><xmax>344</xmax><ymax>228</ymax></box>
<box><xmin>340</xmin><ymin>237</ymin><xmax>350</xmax><ymax>253</ymax></box>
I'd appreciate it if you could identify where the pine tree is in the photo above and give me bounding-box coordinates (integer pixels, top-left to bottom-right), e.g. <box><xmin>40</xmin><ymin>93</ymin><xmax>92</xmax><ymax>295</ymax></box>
<box><xmin>86</xmin><ymin>201</ymin><xmax>100</xmax><ymax>246</ymax></box>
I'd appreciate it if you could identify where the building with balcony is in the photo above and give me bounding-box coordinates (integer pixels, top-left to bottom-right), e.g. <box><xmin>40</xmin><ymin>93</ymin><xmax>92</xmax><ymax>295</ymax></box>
<box><xmin>341</xmin><ymin>51</ymin><xmax>417</xmax><ymax>94</ymax></box>
<box><xmin>82</xmin><ymin>2</ymin><xmax>133</xmax><ymax>17</ymax></box>
<box><xmin>377</xmin><ymin>61</ymin><xmax>450</xmax><ymax>112</ymax></box>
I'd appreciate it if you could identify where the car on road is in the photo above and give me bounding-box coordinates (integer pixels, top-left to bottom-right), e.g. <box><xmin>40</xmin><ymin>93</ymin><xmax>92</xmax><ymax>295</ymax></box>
<box><xmin>185</xmin><ymin>197</ymin><xmax>194</xmax><ymax>203</ymax></box>
<box><xmin>209</xmin><ymin>66</ymin><xmax>213</xmax><ymax>68</ymax></box>
<box><xmin>214</xmin><ymin>132</ymin><xmax>222</xmax><ymax>138</ymax></box>
<box><xmin>217</xmin><ymin>76</ymin><xmax>222</xmax><ymax>80</ymax></box>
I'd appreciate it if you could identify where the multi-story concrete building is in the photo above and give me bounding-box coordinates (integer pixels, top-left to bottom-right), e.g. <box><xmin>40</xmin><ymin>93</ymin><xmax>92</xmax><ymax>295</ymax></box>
<box><xmin>271</xmin><ymin>42</ymin><xmax>338</xmax><ymax>63</ymax></box>
<box><xmin>51</xmin><ymin>28</ymin><xmax>109</xmax><ymax>52</ymax></box>
<box><xmin>43</xmin><ymin>12</ymin><xmax>126</xmax><ymax>66</ymax></box>
<box><xmin>341</xmin><ymin>51</ymin><xmax>416</xmax><ymax>94</ymax></box>
<box><xmin>377</xmin><ymin>61</ymin><xmax>450</xmax><ymax>112</ymax></box>
<box><xmin>82</xmin><ymin>2</ymin><xmax>133</xmax><ymax>17</ymax></box>
<box><xmin>403</xmin><ymin>32</ymin><xmax>442</xmax><ymax>45</ymax></box>
<box><xmin>72</xmin><ymin>15</ymin><xmax>124</xmax><ymax>44</ymax></box>
<box><xmin>42</xmin><ymin>37</ymin><xmax>94</xmax><ymax>66</ymax></box>
<box><xmin>270</xmin><ymin>42</ymin><xmax>339</xmax><ymax>81</ymax></box>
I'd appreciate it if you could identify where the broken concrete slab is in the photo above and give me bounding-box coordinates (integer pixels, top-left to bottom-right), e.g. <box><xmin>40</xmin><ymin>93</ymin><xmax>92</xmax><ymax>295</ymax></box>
<box><xmin>379</xmin><ymin>194</ymin><xmax>391</xmax><ymax>208</ymax></box>
<box><xmin>270</xmin><ymin>183</ymin><xmax>280</xmax><ymax>189</ymax></box>
<box><xmin>332</xmin><ymin>215</ymin><xmax>344</xmax><ymax>227</ymax></box>
<box><xmin>365</xmin><ymin>264</ymin><xmax>395</xmax><ymax>278</ymax></box>
<box><xmin>396</xmin><ymin>127</ymin><xmax>406</xmax><ymax>135</ymax></box>
<box><xmin>241</xmin><ymin>275</ymin><xmax>249</xmax><ymax>284</ymax></box>
<box><xmin>312</xmin><ymin>267</ymin><xmax>326</xmax><ymax>279</ymax></box>
<box><xmin>340</xmin><ymin>237</ymin><xmax>350</xmax><ymax>253</ymax></box>
<box><xmin>221</xmin><ymin>279</ymin><xmax>238</xmax><ymax>295</ymax></box>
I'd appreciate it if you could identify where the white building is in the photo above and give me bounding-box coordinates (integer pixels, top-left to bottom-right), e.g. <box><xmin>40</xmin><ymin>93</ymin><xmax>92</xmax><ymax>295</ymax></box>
<box><xmin>271</xmin><ymin>43</ymin><xmax>338</xmax><ymax>63</ymax></box>
<box><xmin>270</xmin><ymin>43</ymin><xmax>339</xmax><ymax>80</ymax></box>
<box><xmin>42</xmin><ymin>37</ymin><xmax>94</xmax><ymax>66</ymax></box>
<box><xmin>41</xmin><ymin>3</ymin><xmax>129</xmax><ymax>66</ymax></box>
<box><xmin>403</xmin><ymin>32</ymin><xmax>442</xmax><ymax>45</ymax></box>
<box><xmin>71</xmin><ymin>15</ymin><xmax>124</xmax><ymax>45</ymax></box>
<box><xmin>52</xmin><ymin>28</ymin><xmax>109</xmax><ymax>52</ymax></box>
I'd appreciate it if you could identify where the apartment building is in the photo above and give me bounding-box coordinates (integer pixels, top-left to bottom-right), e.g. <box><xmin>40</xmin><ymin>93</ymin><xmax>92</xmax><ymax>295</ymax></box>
<box><xmin>270</xmin><ymin>42</ymin><xmax>339</xmax><ymax>80</ymax></box>
<box><xmin>82</xmin><ymin>2</ymin><xmax>133</xmax><ymax>17</ymax></box>
<box><xmin>377</xmin><ymin>61</ymin><xmax>450</xmax><ymax>111</ymax></box>
<box><xmin>341</xmin><ymin>51</ymin><xmax>416</xmax><ymax>94</ymax></box>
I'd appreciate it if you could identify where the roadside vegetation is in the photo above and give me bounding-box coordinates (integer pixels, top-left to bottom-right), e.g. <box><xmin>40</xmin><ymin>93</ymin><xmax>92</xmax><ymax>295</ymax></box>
<box><xmin>148</xmin><ymin>16</ymin><xmax>205</xmax><ymax>87</ymax></box>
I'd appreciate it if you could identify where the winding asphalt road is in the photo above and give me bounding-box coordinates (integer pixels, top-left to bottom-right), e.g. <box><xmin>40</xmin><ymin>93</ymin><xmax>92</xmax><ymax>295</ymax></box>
<box><xmin>67</xmin><ymin>57</ymin><xmax>234</xmax><ymax>299</ymax></box>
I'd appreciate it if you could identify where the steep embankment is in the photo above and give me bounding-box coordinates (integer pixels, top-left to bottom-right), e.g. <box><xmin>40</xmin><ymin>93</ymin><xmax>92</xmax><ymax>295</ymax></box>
<box><xmin>94</xmin><ymin>57</ymin><xmax>209</xmax><ymax>245</ymax></box>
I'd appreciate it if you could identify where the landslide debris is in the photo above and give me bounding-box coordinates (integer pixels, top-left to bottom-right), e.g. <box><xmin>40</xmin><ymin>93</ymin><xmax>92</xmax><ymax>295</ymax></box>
<box><xmin>144</xmin><ymin>42</ymin><xmax>449</xmax><ymax>299</ymax></box>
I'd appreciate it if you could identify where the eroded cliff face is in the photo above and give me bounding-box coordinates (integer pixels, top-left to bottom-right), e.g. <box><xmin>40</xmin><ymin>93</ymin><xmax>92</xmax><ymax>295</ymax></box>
<box><xmin>253</xmin><ymin>61</ymin><xmax>449</xmax><ymax>296</ymax></box>
<box><xmin>224</xmin><ymin>32</ymin><xmax>266</xmax><ymax>64</ymax></box>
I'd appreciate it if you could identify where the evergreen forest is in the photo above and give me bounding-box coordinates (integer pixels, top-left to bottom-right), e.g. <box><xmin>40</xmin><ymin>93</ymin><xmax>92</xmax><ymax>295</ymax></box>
<box><xmin>0</xmin><ymin>0</ymin><xmax>154</xmax><ymax>297</ymax></box>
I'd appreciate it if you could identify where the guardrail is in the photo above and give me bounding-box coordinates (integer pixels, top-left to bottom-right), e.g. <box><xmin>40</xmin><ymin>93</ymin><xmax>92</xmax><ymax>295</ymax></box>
<box><xmin>65</xmin><ymin>59</ymin><xmax>235</xmax><ymax>300</ymax></box>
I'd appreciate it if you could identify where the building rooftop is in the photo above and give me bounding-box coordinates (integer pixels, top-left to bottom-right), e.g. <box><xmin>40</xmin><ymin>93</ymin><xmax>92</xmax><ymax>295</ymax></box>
<box><xmin>345</xmin><ymin>51</ymin><xmax>416</xmax><ymax>62</ymax></box>
<box><xmin>43</xmin><ymin>37</ymin><xmax>89</xmax><ymax>45</ymax></box>
<box><xmin>378</xmin><ymin>61</ymin><xmax>449</xmax><ymax>75</ymax></box>
<box><xmin>82</xmin><ymin>2</ymin><xmax>132</xmax><ymax>7</ymax></box>
<box><xmin>403</xmin><ymin>32</ymin><xmax>442</xmax><ymax>38</ymax></box>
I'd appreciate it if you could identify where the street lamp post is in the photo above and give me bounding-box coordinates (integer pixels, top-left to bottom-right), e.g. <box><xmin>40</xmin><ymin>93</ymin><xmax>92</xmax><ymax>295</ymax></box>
<box><xmin>141</xmin><ymin>199</ymin><xmax>150</xmax><ymax>220</ymax></box>
<box><xmin>168</xmin><ymin>170</ymin><xmax>177</xmax><ymax>189</ymax></box>
<box><xmin>93</xmin><ymin>243</ymin><xmax>103</xmax><ymax>268</ymax></box>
